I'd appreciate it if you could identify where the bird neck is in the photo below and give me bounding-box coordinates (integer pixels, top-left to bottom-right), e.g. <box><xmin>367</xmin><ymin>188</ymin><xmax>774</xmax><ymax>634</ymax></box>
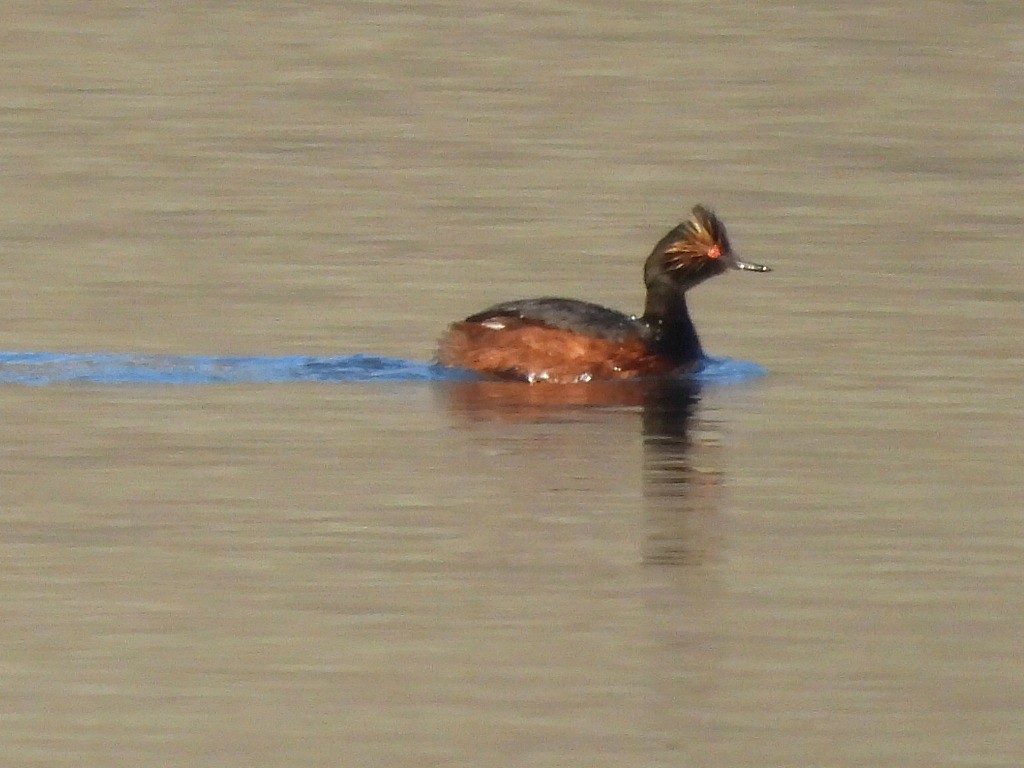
<box><xmin>641</xmin><ymin>286</ymin><xmax>703</xmax><ymax>364</ymax></box>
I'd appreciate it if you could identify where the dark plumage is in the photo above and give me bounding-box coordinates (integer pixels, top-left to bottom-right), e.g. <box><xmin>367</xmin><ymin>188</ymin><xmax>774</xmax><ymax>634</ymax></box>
<box><xmin>464</xmin><ymin>298</ymin><xmax>646</xmax><ymax>344</ymax></box>
<box><xmin>437</xmin><ymin>205</ymin><xmax>769</xmax><ymax>383</ymax></box>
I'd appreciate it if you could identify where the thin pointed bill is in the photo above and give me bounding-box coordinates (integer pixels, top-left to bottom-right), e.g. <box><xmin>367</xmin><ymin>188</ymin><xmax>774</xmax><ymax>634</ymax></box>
<box><xmin>729</xmin><ymin>253</ymin><xmax>771</xmax><ymax>272</ymax></box>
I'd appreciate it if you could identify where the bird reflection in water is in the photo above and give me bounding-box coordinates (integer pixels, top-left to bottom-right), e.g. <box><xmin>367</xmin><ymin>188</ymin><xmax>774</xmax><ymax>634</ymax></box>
<box><xmin>439</xmin><ymin>377</ymin><xmax>723</xmax><ymax>566</ymax></box>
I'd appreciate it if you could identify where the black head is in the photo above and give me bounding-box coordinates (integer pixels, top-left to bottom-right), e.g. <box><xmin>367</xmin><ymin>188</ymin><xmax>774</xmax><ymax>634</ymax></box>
<box><xmin>644</xmin><ymin>205</ymin><xmax>770</xmax><ymax>293</ymax></box>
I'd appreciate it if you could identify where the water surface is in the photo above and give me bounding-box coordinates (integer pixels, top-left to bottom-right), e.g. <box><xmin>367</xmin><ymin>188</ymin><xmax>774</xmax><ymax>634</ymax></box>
<box><xmin>1</xmin><ymin>2</ymin><xmax>1021</xmax><ymax>766</ymax></box>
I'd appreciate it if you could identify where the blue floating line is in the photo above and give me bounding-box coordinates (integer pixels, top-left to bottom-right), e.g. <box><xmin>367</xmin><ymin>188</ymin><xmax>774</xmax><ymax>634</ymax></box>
<box><xmin>694</xmin><ymin>356</ymin><xmax>768</xmax><ymax>384</ymax></box>
<box><xmin>0</xmin><ymin>351</ymin><xmax>764</xmax><ymax>386</ymax></box>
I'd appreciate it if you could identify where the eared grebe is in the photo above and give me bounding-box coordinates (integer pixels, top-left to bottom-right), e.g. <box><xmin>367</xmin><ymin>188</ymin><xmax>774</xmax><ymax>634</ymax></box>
<box><xmin>437</xmin><ymin>205</ymin><xmax>769</xmax><ymax>383</ymax></box>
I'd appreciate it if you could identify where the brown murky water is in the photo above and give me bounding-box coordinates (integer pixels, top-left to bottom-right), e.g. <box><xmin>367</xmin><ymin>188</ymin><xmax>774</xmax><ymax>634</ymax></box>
<box><xmin>2</xmin><ymin>2</ymin><xmax>1022</xmax><ymax>765</ymax></box>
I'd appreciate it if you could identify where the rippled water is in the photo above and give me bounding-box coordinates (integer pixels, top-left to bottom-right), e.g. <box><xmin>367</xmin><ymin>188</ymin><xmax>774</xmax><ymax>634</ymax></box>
<box><xmin>0</xmin><ymin>352</ymin><xmax>762</xmax><ymax>385</ymax></box>
<box><xmin>2</xmin><ymin>2</ymin><xmax>1022</xmax><ymax>766</ymax></box>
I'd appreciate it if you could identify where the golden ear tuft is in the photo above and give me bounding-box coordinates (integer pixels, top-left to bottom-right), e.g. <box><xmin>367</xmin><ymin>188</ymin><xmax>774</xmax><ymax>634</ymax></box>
<box><xmin>657</xmin><ymin>205</ymin><xmax>731</xmax><ymax>269</ymax></box>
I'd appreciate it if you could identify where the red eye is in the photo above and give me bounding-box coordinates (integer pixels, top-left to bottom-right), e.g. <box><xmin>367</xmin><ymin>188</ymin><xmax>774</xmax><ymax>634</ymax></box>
<box><xmin>707</xmin><ymin>244</ymin><xmax>722</xmax><ymax>259</ymax></box>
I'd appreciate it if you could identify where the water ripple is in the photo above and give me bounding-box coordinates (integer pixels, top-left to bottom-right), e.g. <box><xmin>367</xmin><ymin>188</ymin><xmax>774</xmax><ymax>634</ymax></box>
<box><xmin>0</xmin><ymin>352</ymin><xmax>765</xmax><ymax>386</ymax></box>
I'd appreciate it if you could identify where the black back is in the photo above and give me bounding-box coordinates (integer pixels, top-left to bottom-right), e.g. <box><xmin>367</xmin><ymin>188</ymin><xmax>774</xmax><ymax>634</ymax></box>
<box><xmin>464</xmin><ymin>297</ymin><xmax>648</xmax><ymax>344</ymax></box>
